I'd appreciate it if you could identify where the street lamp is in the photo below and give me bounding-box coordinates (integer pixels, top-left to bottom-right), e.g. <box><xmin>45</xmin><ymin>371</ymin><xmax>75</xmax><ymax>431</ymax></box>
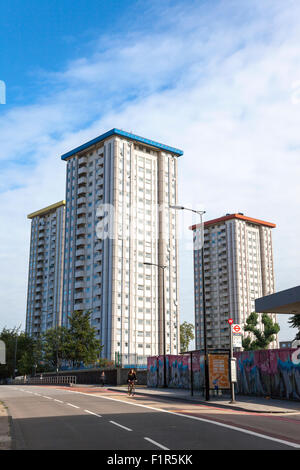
<box><xmin>13</xmin><ymin>325</ymin><xmax>21</xmax><ymax>380</ymax></box>
<box><xmin>170</xmin><ymin>204</ymin><xmax>210</xmax><ymax>401</ymax></box>
<box><xmin>144</xmin><ymin>261</ymin><xmax>168</xmax><ymax>388</ymax></box>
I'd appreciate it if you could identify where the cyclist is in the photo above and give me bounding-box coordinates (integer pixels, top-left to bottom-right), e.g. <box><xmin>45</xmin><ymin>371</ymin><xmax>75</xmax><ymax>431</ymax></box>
<box><xmin>127</xmin><ymin>369</ymin><xmax>137</xmax><ymax>396</ymax></box>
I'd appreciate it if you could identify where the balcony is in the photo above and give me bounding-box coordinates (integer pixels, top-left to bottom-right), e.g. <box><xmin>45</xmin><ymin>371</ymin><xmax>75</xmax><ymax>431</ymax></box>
<box><xmin>75</xmin><ymin>270</ymin><xmax>85</xmax><ymax>278</ymax></box>
<box><xmin>78</xmin><ymin>177</ymin><xmax>87</xmax><ymax>186</ymax></box>
<box><xmin>76</xmin><ymin>248</ymin><xmax>85</xmax><ymax>256</ymax></box>
<box><xmin>94</xmin><ymin>264</ymin><xmax>102</xmax><ymax>273</ymax></box>
<box><xmin>74</xmin><ymin>292</ymin><xmax>84</xmax><ymax>300</ymax></box>
<box><xmin>78</xmin><ymin>166</ymin><xmax>87</xmax><ymax>176</ymax></box>
<box><xmin>78</xmin><ymin>186</ymin><xmax>87</xmax><ymax>196</ymax></box>
<box><xmin>77</xmin><ymin>213</ymin><xmax>86</xmax><ymax>222</ymax></box>
<box><xmin>75</xmin><ymin>259</ymin><xmax>85</xmax><ymax>268</ymax></box>
<box><xmin>77</xmin><ymin>207</ymin><xmax>86</xmax><ymax>216</ymax></box>
<box><xmin>74</xmin><ymin>302</ymin><xmax>85</xmax><ymax>310</ymax></box>
<box><xmin>75</xmin><ymin>281</ymin><xmax>85</xmax><ymax>289</ymax></box>
<box><xmin>77</xmin><ymin>197</ymin><xmax>86</xmax><ymax>205</ymax></box>
<box><xmin>78</xmin><ymin>156</ymin><xmax>87</xmax><ymax>166</ymax></box>
<box><xmin>76</xmin><ymin>238</ymin><xmax>86</xmax><ymax>247</ymax></box>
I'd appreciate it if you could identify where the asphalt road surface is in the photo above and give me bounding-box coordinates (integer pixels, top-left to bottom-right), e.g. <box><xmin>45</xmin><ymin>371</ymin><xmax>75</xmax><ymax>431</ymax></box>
<box><xmin>0</xmin><ymin>385</ymin><xmax>299</xmax><ymax>450</ymax></box>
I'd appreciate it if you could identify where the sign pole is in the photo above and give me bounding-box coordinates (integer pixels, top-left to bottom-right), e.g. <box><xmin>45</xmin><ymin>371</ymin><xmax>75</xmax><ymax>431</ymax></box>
<box><xmin>230</xmin><ymin>325</ymin><xmax>236</xmax><ymax>403</ymax></box>
<box><xmin>228</xmin><ymin>318</ymin><xmax>237</xmax><ymax>404</ymax></box>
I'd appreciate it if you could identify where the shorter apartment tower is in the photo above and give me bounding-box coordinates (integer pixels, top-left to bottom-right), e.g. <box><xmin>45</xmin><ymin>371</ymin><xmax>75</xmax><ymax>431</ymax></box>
<box><xmin>191</xmin><ymin>213</ymin><xmax>278</xmax><ymax>350</ymax></box>
<box><xmin>26</xmin><ymin>201</ymin><xmax>65</xmax><ymax>337</ymax></box>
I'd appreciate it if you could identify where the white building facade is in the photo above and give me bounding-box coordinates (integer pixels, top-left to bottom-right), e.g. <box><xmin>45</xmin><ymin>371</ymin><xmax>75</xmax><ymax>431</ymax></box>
<box><xmin>26</xmin><ymin>201</ymin><xmax>65</xmax><ymax>337</ymax></box>
<box><xmin>61</xmin><ymin>129</ymin><xmax>182</xmax><ymax>360</ymax></box>
<box><xmin>191</xmin><ymin>213</ymin><xmax>278</xmax><ymax>350</ymax></box>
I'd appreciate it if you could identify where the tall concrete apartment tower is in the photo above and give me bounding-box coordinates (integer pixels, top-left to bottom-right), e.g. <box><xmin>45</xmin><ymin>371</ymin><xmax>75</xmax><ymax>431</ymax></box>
<box><xmin>26</xmin><ymin>201</ymin><xmax>65</xmax><ymax>337</ymax></box>
<box><xmin>190</xmin><ymin>213</ymin><xmax>278</xmax><ymax>350</ymax></box>
<box><xmin>61</xmin><ymin>129</ymin><xmax>183</xmax><ymax>360</ymax></box>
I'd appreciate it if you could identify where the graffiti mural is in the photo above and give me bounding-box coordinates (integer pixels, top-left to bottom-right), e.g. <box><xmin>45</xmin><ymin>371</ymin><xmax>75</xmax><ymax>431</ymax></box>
<box><xmin>167</xmin><ymin>355</ymin><xmax>189</xmax><ymax>389</ymax></box>
<box><xmin>147</xmin><ymin>353</ymin><xmax>206</xmax><ymax>390</ymax></box>
<box><xmin>147</xmin><ymin>356</ymin><xmax>158</xmax><ymax>387</ymax></box>
<box><xmin>148</xmin><ymin>348</ymin><xmax>300</xmax><ymax>400</ymax></box>
<box><xmin>235</xmin><ymin>348</ymin><xmax>300</xmax><ymax>400</ymax></box>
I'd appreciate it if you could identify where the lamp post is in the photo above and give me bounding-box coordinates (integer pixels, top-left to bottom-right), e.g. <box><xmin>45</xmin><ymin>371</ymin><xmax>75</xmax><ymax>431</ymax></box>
<box><xmin>12</xmin><ymin>325</ymin><xmax>22</xmax><ymax>380</ymax></box>
<box><xmin>144</xmin><ymin>261</ymin><xmax>167</xmax><ymax>388</ymax></box>
<box><xmin>170</xmin><ymin>204</ymin><xmax>210</xmax><ymax>401</ymax></box>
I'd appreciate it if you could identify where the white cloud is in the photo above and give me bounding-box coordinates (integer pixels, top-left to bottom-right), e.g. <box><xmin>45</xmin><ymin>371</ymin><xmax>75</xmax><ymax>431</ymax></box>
<box><xmin>0</xmin><ymin>0</ymin><xmax>299</xmax><ymax>340</ymax></box>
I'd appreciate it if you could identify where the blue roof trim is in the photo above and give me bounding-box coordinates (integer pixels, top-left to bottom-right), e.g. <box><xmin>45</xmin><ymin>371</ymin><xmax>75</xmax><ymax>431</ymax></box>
<box><xmin>60</xmin><ymin>128</ymin><xmax>184</xmax><ymax>160</ymax></box>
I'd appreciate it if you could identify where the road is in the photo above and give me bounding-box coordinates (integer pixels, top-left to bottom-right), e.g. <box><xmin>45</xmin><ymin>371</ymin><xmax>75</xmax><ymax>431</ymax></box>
<box><xmin>0</xmin><ymin>385</ymin><xmax>299</xmax><ymax>450</ymax></box>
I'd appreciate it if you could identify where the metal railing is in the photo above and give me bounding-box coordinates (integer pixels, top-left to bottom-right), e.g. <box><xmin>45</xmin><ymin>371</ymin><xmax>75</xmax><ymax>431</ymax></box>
<box><xmin>12</xmin><ymin>376</ymin><xmax>77</xmax><ymax>385</ymax></box>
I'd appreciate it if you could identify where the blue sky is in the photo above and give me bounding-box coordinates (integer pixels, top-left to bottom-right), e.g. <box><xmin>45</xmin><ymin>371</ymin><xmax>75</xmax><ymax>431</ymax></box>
<box><xmin>0</xmin><ymin>0</ymin><xmax>300</xmax><ymax>341</ymax></box>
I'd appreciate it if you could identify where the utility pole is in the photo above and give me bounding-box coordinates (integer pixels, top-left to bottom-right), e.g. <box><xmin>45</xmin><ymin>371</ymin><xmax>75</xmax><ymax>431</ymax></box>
<box><xmin>144</xmin><ymin>262</ymin><xmax>167</xmax><ymax>388</ymax></box>
<box><xmin>13</xmin><ymin>325</ymin><xmax>21</xmax><ymax>380</ymax></box>
<box><xmin>228</xmin><ymin>319</ymin><xmax>237</xmax><ymax>403</ymax></box>
<box><xmin>170</xmin><ymin>205</ymin><xmax>210</xmax><ymax>400</ymax></box>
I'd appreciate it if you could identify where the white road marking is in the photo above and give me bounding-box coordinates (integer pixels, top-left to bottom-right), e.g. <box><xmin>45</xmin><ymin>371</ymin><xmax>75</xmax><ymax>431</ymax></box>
<box><xmin>54</xmin><ymin>399</ymin><xmax>64</xmax><ymax>403</ymax></box>
<box><xmin>66</xmin><ymin>403</ymin><xmax>80</xmax><ymax>409</ymax></box>
<box><xmin>144</xmin><ymin>437</ymin><xmax>169</xmax><ymax>450</ymax></box>
<box><xmin>84</xmin><ymin>409</ymin><xmax>102</xmax><ymax>418</ymax></box>
<box><xmin>42</xmin><ymin>396</ymin><xmax>52</xmax><ymax>400</ymax></box>
<box><xmin>62</xmin><ymin>389</ymin><xmax>300</xmax><ymax>449</ymax></box>
<box><xmin>109</xmin><ymin>421</ymin><xmax>132</xmax><ymax>432</ymax></box>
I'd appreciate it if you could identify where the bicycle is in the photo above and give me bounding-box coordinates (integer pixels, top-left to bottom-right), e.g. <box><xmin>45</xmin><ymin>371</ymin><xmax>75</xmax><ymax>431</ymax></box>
<box><xmin>128</xmin><ymin>380</ymin><xmax>136</xmax><ymax>396</ymax></box>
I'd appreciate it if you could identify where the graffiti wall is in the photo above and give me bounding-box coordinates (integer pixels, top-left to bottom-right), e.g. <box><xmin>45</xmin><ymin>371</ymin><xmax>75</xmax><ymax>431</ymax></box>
<box><xmin>235</xmin><ymin>348</ymin><xmax>300</xmax><ymax>400</ymax></box>
<box><xmin>147</xmin><ymin>353</ymin><xmax>206</xmax><ymax>390</ymax></box>
<box><xmin>147</xmin><ymin>348</ymin><xmax>300</xmax><ymax>400</ymax></box>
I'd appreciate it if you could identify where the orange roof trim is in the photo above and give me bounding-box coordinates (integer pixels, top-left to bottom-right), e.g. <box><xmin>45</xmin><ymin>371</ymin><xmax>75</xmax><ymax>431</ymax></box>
<box><xmin>189</xmin><ymin>213</ymin><xmax>276</xmax><ymax>231</ymax></box>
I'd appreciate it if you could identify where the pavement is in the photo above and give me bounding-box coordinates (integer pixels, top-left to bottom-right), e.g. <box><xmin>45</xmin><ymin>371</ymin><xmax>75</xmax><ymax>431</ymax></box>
<box><xmin>107</xmin><ymin>385</ymin><xmax>300</xmax><ymax>414</ymax></box>
<box><xmin>0</xmin><ymin>401</ymin><xmax>11</xmax><ymax>450</ymax></box>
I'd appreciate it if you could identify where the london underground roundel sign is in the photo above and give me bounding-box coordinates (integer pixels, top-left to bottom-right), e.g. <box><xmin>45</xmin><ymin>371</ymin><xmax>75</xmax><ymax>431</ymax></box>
<box><xmin>232</xmin><ymin>324</ymin><xmax>242</xmax><ymax>334</ymax></box>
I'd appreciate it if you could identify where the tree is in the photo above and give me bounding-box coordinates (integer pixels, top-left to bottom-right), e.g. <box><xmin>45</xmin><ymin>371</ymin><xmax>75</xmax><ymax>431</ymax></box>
<box><xmin>65</xmin><ymin>311</ymin><xmax>103</xmax><ymax>367</ymax></box>
<box><xmin>242</xmin><ymin>312</ymin><xmax>280</xmax><ymax>351</ymax></box>
<box><xmin>288</xmin><ymin>315</ymin><xmax>300</xmax><ymax>341</ymax></box>
<box><xmin>41</xmin><ymin>326</ymin><xmax>69</xmax><ymax>371</ymax></box>
<box><xmin>180</xmin><ymin>321</ymin><xmax>195</xmax><ymax>352</ymax></box>
<box><xmin>0</xmin><ymin>328</ymin><xmax>41</xmax><ymax>378</ymax></box>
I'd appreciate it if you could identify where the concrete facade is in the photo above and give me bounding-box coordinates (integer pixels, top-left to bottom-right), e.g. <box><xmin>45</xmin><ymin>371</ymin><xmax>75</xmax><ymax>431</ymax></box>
<box><xmin>26</xmin><ymin>201</ymin><xmax>65</xmax><ymax>336</ymax></box>
<box><xmin>191</xmin><ymin>213</ymin><xmax>278</xmax><ymax>350</ymax></box>
<box><xmin>61</xmin><ymin>129</ymin><xmax>182</xmax><ymax>360</ymax></box>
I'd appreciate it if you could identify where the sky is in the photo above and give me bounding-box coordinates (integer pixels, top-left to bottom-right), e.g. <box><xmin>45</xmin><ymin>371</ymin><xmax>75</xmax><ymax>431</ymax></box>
<box><xmin>0</xmin><ymin>0</ymin><xmax>299</xmax><ymax>341</ymax></box>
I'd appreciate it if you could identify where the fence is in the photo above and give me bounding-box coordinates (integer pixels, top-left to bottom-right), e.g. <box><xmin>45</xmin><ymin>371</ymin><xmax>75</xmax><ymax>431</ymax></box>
<box><xmin>147</xmin><ymin>348</ymin><xmax>300</xmax><ymax>401</ymax></box>
<box><xmin>12</xmin><ymin>376</ymin><xmax>77</xmax><ymax>386</ymax></box>
<box><xmin>115</xmin><ymin>353</ymin><xmax>147</xmax><ymax>369</ymax></box>
<box><xmin>235</xmin><ymin>348</ymin><xmax>300</xmax><ymax>400</ymax></box>
<box><xmin>147</xmin><ymin>350</ymin><xmax>230</xmax><ymax>395</ymax></box>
